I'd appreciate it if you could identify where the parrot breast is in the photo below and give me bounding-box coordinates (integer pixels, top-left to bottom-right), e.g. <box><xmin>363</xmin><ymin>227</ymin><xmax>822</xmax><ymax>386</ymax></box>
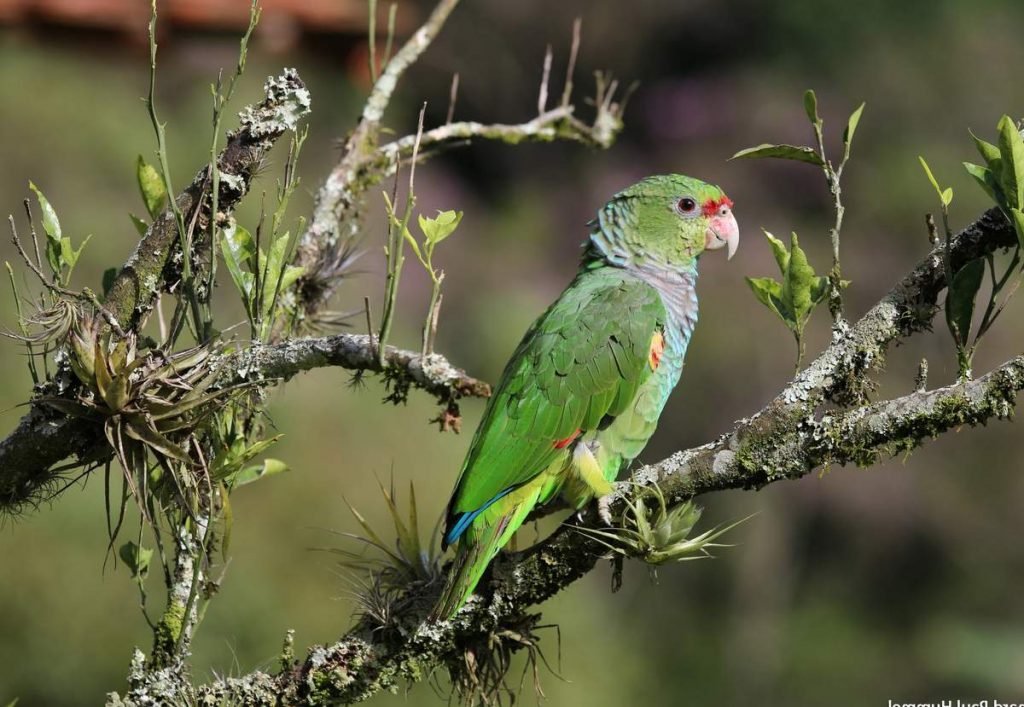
<box><xmin>557</xmin><ymin>264</ymin><xmax>699</xmax><ymax>508</ymax></box>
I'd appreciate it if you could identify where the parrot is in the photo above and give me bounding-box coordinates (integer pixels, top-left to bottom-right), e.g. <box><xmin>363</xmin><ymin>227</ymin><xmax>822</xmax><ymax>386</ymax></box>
<box><xmin>432</xmin><ymin>174</ymin><xmax>739</xmax><ymax>620</ymax></box>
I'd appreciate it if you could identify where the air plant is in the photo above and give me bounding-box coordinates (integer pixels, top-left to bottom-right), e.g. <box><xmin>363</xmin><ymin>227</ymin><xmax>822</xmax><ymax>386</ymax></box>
<box><xmin>578</xmin><ymin>483</ymin><xmax>750</xmax><ymax>570</ymax></box>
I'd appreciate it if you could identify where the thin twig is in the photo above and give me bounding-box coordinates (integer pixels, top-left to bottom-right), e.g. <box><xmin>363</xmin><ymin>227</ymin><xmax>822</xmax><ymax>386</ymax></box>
<box><xmin>560</xmin><ymin>18</ymin><xmax>581</xmax><ymax>108</ymax></box>
<box><xmin>446</xmin><ymin>72</ymin><xmax>459</xmax><ymax>125</ymax></box>
<box><xmin>377</xmin><ymin>104</ymin><xmax>426</xmax><ymax>368</ymax></box>
<box><xmin>368</xmin><ymin>0</ymin><xmax>379</xmax><ymax>84</ymax></box>
<box><xmin>22</xmin><ymin>199</ymin><xmax>43</xmax><ymax>274</ymax></box>
<box><xmin>383</xmin><ymin>3</ymin><xmax>398</xmax><ymax>67</ymax></box>
<box><xmin>361</xmin><ymin>0</ymin><xmax>460</xmax><ymax>126</ymax></box>
<box><xmin>537</xmin><ymin>45</ymin><xmax>553</xmax><ymax>115</ymax></box>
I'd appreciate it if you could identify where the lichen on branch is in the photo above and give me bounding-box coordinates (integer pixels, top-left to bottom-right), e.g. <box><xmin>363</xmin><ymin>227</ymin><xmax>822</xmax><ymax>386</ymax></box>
<box><xmin>106</xmin><ymin>68</ymin><xmax>311</xmax><ymax>333</ymax></box>
<box><xmin>220</xmin><ymin>333</ymin><xmax>491</xmax><ymax>401</ymax></box>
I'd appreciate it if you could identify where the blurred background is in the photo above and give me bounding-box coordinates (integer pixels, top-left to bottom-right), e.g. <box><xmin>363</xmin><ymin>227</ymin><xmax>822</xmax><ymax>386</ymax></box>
<box><xmin>2</xmin><ymin>0</ymin><xmax>1024</xmax><ymax>704</ymax></box>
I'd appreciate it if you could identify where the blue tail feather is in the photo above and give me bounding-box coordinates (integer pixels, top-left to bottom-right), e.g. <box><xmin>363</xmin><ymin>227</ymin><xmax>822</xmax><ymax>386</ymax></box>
<box><xmin>444</xmin><ymin>486</ymin><xmax>515</xmax><ymax>548</ymax></box>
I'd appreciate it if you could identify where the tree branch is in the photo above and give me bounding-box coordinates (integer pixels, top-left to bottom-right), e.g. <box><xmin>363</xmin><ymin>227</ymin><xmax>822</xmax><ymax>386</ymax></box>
<box><xmin>106</xmin><ymin>69</ymin><xmax>311</xmax><ymax>333</ymax></box>
<box><xmin>292</xmin><ymin>0</ymin><xmax>462</xmax><ymax>321</ymax></box>
<box><xmin>361</xmin><ymin>0</ymin><xmax>461</xmax><ymax>128</ymax></box>
<box><xmin>379</xmin><ymin>105</ymin><xmax>623</xmax><ymax>164</ymax></box>
<box><xmin>221</xmin><ymin>333</ymin><xmax>491</xmax><ymax>400</ymax></box>
<box><xmin>0</xmin><ymin>333</ymin><xmax>488</xmax><ymax>515</ymax></box>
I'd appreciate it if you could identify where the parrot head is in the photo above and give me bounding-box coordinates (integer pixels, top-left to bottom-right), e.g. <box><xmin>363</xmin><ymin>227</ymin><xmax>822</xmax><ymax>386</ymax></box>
<box><xmin>588</xmin><ymin>174</ymin><xmax>739</xmax><ymax>269</ymax></box>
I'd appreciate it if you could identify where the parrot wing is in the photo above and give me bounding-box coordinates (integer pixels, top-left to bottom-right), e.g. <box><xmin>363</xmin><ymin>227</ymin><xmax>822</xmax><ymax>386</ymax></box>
<box><xmin>443</xmin><ymin>270</ymin><xmax>666</xmax><ymax>546</ymax></box>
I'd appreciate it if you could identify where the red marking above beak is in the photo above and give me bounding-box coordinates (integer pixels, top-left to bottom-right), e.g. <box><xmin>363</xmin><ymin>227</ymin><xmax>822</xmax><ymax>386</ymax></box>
<box><xmin>703</xmin><ymin>198</ymin><xmax>739</xmax><ymax>260</ymax></box>
<box><xmin>702</xmin><ymin>196</ymin><xmax>734</xmax><ymax>217</ymax></box>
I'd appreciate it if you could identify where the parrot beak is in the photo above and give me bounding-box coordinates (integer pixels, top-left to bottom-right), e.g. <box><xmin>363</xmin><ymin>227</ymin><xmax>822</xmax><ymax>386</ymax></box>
<box><xmin>705</xmin><ymin>205</ymin><xmax>739</xmax><ymax>260</ymax></box>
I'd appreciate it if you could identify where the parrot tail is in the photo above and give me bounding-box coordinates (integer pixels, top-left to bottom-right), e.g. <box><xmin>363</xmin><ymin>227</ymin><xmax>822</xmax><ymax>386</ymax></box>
<box><xmin>431</xmin><ymin>495</ymin><xmax>538</xmax><ymax>620</ymax></box>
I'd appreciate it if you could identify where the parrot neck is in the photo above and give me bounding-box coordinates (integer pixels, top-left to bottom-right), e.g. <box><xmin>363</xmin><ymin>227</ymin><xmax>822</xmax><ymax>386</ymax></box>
<box><xmin>581</xmin><ymin>239</ymin><xmax>699</xmax><ymax>341</ymax></box>
<box><xmin>629</xmin><ymin>260</ymin><xmax>699</xmax><ymax>343</ymax></box>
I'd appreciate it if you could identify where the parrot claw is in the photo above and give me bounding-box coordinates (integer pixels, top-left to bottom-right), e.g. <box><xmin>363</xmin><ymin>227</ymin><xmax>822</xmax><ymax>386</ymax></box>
<box><xmin>597</xmin><ymin>494</ymin><xmax>614</xmax><ymax>526</ymax></box>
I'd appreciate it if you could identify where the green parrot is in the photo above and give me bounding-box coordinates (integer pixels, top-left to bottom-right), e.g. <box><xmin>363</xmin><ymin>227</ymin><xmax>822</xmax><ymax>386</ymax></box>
<box><xmin>433</xmin><ymin>174</ymin><xmax>738</xmax><ymax>619</ymax></box>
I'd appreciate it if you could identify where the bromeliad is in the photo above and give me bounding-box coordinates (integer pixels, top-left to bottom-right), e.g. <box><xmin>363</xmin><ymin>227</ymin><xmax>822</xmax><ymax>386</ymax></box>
<box><xmin>433</xmin><ymin>174</ymin><xmax>738</xmax><ymax>619</ymax></box>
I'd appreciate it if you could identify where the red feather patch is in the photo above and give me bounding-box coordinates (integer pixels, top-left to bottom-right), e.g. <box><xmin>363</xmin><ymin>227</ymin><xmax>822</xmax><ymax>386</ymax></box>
<box><xmin>702</xmin><ymin>195</ymin><xmax>734</xmax><ymax>217</ymax></box>
<box><xmin>553</xmin><ymin>429</ymin><xmax>582</xmax><ymax>449</ymax></box>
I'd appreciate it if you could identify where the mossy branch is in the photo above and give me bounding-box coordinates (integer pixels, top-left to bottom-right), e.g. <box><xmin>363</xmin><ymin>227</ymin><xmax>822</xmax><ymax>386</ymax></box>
<box><xmin>0</xmin><ymin>333</ymin><xmax>487</xmax><ymax>515</ymax></box>
<box><xmin>106</xmin><ymin>69</ymin><xmax>311</xmax><ymax>334</ymax></box>
<box><xmin>220</xmin><ymin>333</ymin><xmax>491</xmax><ymax>401</ymax></box>
<box><xmin>379</xmin><ymin>104</ymin><xmax>624</xmax><ymax>162</ymax></box>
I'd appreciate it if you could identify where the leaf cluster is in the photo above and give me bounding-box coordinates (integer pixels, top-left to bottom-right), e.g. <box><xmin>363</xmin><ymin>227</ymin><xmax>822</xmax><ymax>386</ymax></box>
<box><xmin>28</xmin><ymin>183</ymin><xmax>91</xmax><ymax>287</ymax></box>
<box><xmin>733</xmin><ymin>90</ymin><xmax>864</xmax><ymax>366</ymax></box>
<box><xmin>746</xmin><ymin>231</ymin><xmax>830</xmax><ymax>368</ymax></box>
<box><xmin>964</xmin><ymin>115</ymin><xmax>1024</xmax><ymax>245</ymax></box>
<box><xmin>221</xmin><ymin>222</ymin><xmax>304</xmax><ymax>341</ymax></box>
<box><xmin>920</xmin><ymin>115</ymin><xmax>1024</xmax><ymax>377</ymax></box>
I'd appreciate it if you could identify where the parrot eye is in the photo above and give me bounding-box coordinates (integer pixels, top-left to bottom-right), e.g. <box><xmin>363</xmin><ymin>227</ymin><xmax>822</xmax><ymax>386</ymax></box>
<box><xmin>676</xmin><ymin>197</ymin><xmax>698</xmax><ymax>216</ymax></box>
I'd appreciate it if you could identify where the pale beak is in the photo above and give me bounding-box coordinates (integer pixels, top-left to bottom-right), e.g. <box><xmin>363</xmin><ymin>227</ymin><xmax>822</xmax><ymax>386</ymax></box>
<box><xmin>705</xmin><ymin>206</ymin><xmax>739</xmax><ymax>260</ymax></box>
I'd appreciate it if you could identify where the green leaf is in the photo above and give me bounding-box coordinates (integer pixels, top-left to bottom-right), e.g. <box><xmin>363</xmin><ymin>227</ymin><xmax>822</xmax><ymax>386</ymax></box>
<box><xmin>118</xmin><ymin>541</ymin><xmax>153</xmax><ymax>579</ymax></box>
<box><xmin>136</xmin><ymin>155</ymin><xmax>167</xmax><ymax>219</ymax></box>
<box><xmin>230</xmin><ymin>458</ymin><xmax>289</xmax><ymax>488</ymax></box>
<box><xmin>745</xmin><ymin>276</ymin><xmax>787</xmax><ymax>323</ymax></box>
<box><xmin>748</xmin><ymin>230</ymin><xmax>828</xmax><ymax>353</ymax></box>
<box><xmin>941</xmin><ymin>188</ymin><xmax>953</xmax><ymax>207</ymax></box>
<box><xmin>969</xmin><ymin>129</ymin><xmax>1002</xmax><ymax>168</ymax></box>
<box><xmin>731</xmin><ymin>143</ymin><xmax>824</xmax><ymax>166</ymax></box>
<box><xmin>129</xmin><ymin>213</ymin><xmax>149</xmax><ymax>236</ymax></box>
<box><xmin>810</xmin><ymin>275</ymin><xmax>830</xmax><ymax>308</ymax></box>
<box><xmin>842</xmin><ymin>102</ymin><xmax>866</xmax><ymax>154</ymax></box>
<box><xmin>963</xmin><ymin>162</ymin><xmax>1003</xmax><ymax>206</ymax></box>
<box><xmin>122</xmin><ymin>420</ymin><xmax>192</xmax><ymax>464</ymax></box>
<box><xmin>803</xmin><ymin>89</ymin><xmax>820</xmax><ymax>125</ymax></box>
<box><xmin>1011</xmin><ymin>208</ymin><xmax>1024</xmax><ymax>251</ymax></box>
<box><xmin>279</xmin><ymin>264</ymin><xmax>304</xmax><ymax>293</ymax></box>
<box><xmin>259</xmin><ymin>233</ymin><xmax>291</xmax><ymax>322</ymax></box>
<box><xmin>418</xmin><ymin>210</ymin><xmax>463</xmax><ymax>246</ymax></box>
<box><xmin>29</xmin><ymin>182</ymin><xmax>63</xmax><ymax>274</ymax></box>
<box><xmin>946</xmin><ymin>257</ymin><xmax>985</xmax><ymax>347</ymax></box>
<box><xmin>763</xmin><ymin>230</ymin><xmax>789</xmax><ymax>272</ymax></box>
<box><xmin>997</xmin><ymin>115</ymin><xmax>1024</xmax><ymax>210</ymax></box>
<box><xmin>221</xmin><ymin>222</ymin><xmax>256</xmax><ymax>307</ymax></box>
<box><xmin>212</xmin><ymin>435</ymin><xmax>283</xmax><ymax>481</ymax></box>
<box><xmin>219</xmin><ymin>481</ymin><xmax>234</xmax><ymax>559</ymax></box>
<box><xmin>102</xmin><ymin>267</ymin><xmax>118</xmax><ymax>297</ymax></box>
<box><xmin>402</xmin><ymin>225</ymin><xmax>423</xmax><ymax>263</ymax></box>
<box><xmin>918</xmin><ymin>156</ymin><xmax>950</xmax><ymax>205</ymax></box>
<box><xmin>60</xmin><ymin>233</ymin><xmax>91</xmax><ymax>274</ymax></box>
<box><xmin>782</xmin><ymin>233</ymin><xmax>818</xmax><ymax>329</ymax></box>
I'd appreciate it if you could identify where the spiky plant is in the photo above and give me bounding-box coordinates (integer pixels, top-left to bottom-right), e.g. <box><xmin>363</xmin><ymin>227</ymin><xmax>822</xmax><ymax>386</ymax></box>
<box><xmin>578</xmin><ymin>483</ymin><xmax>751</xmax><ymax>574</ymax></box>
<box><xmin>324</xmin><ymin>480</ymin><xmax>445</xmax><ymax>629</ymax></box>
<box><xmin>41</xmin><ymin>328</ymin><xmax>252</xmax><ymax>522</ymax></box>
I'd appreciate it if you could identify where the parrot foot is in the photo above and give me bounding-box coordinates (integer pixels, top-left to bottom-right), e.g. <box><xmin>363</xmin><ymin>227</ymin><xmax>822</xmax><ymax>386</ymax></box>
<box><xmin>597</xmin><ymin>494</ymin><xmax>614</xmax><ymax>526</ymax></box>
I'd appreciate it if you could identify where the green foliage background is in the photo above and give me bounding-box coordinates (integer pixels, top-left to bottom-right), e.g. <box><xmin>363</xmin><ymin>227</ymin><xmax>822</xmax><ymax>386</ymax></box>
<box><xmin>3</xmin><ymin>0</ymin><xmax>1024</xmax><ymax>703</ymax></box>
